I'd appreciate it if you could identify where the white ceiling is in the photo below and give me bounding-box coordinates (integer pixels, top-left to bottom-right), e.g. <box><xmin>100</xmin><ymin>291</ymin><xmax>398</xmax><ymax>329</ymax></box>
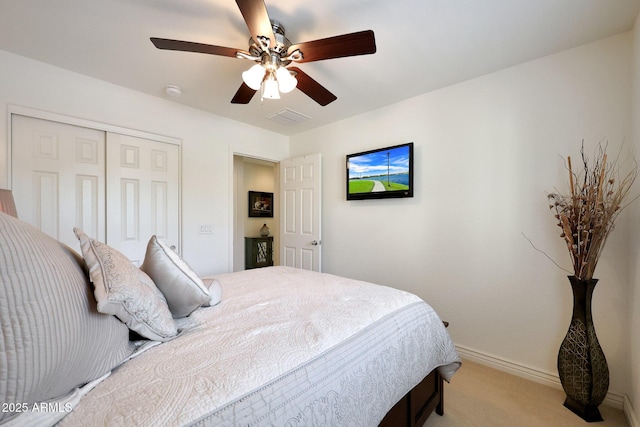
<box><xmin>1</xmin><ymin>0</ymin><xmax>639</xmax><ymax>136</ymax></box>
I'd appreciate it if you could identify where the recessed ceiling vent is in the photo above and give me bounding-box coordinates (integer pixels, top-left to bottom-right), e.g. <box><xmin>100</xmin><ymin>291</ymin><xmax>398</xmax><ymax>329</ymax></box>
<box><xmin>267</xmin><ymin>108</ymin><xmax>311</xmax><ymax>126</ymax></box>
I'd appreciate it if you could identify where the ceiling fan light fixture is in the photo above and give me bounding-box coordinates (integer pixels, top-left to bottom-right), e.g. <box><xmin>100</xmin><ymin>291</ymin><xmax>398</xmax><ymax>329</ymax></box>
<box><xmin>242</xmin><ymin>63</ymin><xmax>266</xmax><ymax>90</ymax></box>
<box><xmin>276</xmin><ymin>67</ymin><xmax>297</xmax><ymax>93</ymax></box>
<box><xmin>262</xmin><ymin>75</ymin><xmax>280</xmax><ymax>99</ymax></box>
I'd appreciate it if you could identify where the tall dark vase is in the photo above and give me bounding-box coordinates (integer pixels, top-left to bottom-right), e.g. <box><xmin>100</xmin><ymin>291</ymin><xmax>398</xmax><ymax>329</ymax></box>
<box><xmin>557</xmin><ymin>276</ymin><xmax>609</xmax><ymax>422</ymax></box>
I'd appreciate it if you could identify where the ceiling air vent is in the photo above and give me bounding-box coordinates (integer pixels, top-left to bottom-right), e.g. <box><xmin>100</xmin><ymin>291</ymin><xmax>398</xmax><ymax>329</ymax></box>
<box><xmin>267</xmin><ymin>109</ymin><xmax>311</xmax><ymax>126</ymax></box>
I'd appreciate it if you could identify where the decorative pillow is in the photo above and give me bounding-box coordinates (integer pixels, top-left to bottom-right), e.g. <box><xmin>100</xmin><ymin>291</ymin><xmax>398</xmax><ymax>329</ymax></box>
<box><xmin>202</xmin><ymin>278</ymin><xmax>223</xmax><ymax>307</ymax></box>
<box><xmin>74</xmin><ymin>228</ymin><xmax>177</xmax><ymax>341</ymax></box>
<box><xmin>0</xmin><ymin>213</ymin><xmax>135</xmax><ymax>423</ymax></box>
<box><xmin>141</xmin><ymin>236</ymin><xmax>211</xmax><ymax>318</ymax></box>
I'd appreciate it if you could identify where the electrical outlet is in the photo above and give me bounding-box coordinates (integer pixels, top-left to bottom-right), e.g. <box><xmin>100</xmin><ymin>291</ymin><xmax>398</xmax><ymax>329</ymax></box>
<box><xmin>198</xmin><ymin>224</ymin><xmax>213</xmax><ymax>234</ymax></box>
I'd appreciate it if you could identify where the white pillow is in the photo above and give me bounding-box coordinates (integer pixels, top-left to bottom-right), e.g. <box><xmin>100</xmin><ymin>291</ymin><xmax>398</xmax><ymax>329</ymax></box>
<box><xmin>202</xmin><ymin>278</ymin><xmax>223</xmax><ymax>307</ymax></box>
<box><xmin>74</xmin><ymin>228</ymin><xmax>178</xmax><ymax>341</ymax></box>
<box><xmin>140</xmin><ymin>235</ymin><xmax>211</xmax><ymax>318</ymax></box>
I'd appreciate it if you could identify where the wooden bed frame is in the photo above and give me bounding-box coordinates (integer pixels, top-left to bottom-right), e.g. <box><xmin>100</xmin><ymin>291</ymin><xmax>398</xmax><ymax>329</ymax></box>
<box><xmin>379</xmin><ymin>369</ymin><xmax>444</xmax><ymax>427</ymax></box>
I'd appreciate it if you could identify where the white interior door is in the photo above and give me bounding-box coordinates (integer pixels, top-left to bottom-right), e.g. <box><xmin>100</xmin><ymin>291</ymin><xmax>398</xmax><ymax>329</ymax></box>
<box><xmin>11</xmin><ymin>114</ymin><xmax>106</xmax><ymax>249</ymax></box>
<box><xmin>279</xmin><ymin>153</ymin><xmax>321</xmax><ymax>271</ymax></box>
<box><xmin>106</xmin><ymin>133</ymin><xmax>180</xmax><ymax>266</ymax></box>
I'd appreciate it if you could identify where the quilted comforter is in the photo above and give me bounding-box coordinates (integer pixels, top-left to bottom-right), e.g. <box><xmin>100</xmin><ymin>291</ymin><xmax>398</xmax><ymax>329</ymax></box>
<box><xmin>41</xmin><ymin>266</ymin><xmax>459</xmax><ymax>426</ymax></box>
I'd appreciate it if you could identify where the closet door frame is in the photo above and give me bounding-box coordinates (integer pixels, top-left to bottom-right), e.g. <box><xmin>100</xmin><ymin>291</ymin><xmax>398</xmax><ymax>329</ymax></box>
<box><xmin>6</xmin><ymin>104</ymin><xmax>183</xmax><ymax>255</ymax></box>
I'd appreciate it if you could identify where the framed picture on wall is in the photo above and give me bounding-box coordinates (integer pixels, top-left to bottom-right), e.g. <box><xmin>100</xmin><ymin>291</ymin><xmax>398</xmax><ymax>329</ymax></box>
<box><xmin>248</xmin><ymin>191</ymin><xmax>273</xmax><ymax>217</ymax></box>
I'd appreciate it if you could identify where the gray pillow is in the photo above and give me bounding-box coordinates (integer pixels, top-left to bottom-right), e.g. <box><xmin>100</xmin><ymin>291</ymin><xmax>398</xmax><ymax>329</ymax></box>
<box><xmin>140</xmin><ymin>235</ymin><xmax>211</xmax><ymax>318</ymax></box>
<box><xmin>0</xmin><ymin>213</ymin><xmax>135</xmax><ymax>424</ymax></box>
<box><xmin>74</xmin><ymin>228</ymin><xmax>178</xmax><ymax>342</ymax></box>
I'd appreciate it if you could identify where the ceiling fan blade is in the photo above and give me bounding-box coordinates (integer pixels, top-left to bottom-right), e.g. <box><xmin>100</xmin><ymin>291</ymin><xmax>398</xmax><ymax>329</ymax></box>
<box><xmin>289</xmin><ymin>67</ymin><xmax>337</xmax><ymax>106</ymax></box>
<box><xmin>289</xmin><ymin>30</ymin><xmax>376</xmax><ymax>63</ymax></box>
<box><xmin>235</xmin><ymin>0</ymin><xmax>275</xmax><ymax>48</ymax></box>
<box><xmin>151</xmin><ymin>37</ymin><xmax>240</xmax><ymax>57</ymax></box>
<box><xmin>231</xmin><ymin>82</ymin><xmax>257</xmax><ymax>104</ymax></box>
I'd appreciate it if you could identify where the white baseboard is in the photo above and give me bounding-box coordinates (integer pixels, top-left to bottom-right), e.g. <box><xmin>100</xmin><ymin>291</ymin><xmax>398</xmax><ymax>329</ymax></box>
<box><xmin>455</xmin><ymin>345</ymin><xmax>624</xmax><ymax>410</ymax></box>
<box><xmin>626</xmin><ymin>395</ymin><xmax>639</xmax><ymax>427</ymax></box>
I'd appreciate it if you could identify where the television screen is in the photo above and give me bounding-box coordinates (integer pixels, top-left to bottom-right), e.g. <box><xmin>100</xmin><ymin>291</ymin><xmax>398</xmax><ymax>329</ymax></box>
<box><xmin>346</xmin><ymin>142</ymin><xmax>414</xmax><ymax>200</ymax></box>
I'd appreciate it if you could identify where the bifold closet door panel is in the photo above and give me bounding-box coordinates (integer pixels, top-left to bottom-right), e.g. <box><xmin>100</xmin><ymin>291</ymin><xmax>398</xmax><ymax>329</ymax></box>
<box><xmin>105</xmin><ymin>132</ymin><xmax>180</xmax><ymax>266</ymax></box>
<box><xmin>11</xmin><ymin>114</ymin><xmax>106</xmax><ymax>250</ymax></box>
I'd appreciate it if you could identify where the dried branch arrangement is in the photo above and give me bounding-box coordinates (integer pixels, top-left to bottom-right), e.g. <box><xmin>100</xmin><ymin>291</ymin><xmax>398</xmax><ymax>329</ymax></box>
<box><xmin>548</xmin><ymin>142</ymin><xmax>638</xmax><ymax>280</ymax></box>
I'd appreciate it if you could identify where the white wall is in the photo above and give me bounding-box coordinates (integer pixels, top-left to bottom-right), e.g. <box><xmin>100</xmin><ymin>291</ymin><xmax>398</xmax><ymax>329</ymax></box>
<box><xmin>629</xmin><ymin>14</ymin><xmax>640</xmax><ymax>424</ymax></box>
<box><xmin>290</xmin><ymin>32</ymin><xmax>633</xmax><ymax>402</ymax></box>
<box><xmin>0</xmin><ymin>49</ymin><xmax>289</xmax><ymax>276</ymax></box>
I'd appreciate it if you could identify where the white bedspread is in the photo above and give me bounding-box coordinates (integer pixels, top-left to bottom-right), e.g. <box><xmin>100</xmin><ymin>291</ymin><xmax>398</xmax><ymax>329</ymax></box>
<box><xmin>56</xmin><ymin>266</ymin><xmax>460</xmax><ymax>426</ymax></box>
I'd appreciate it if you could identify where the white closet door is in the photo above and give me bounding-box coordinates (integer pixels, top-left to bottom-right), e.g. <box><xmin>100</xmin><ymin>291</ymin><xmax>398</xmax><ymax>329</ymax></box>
<box><xmin>106</xmin><ymin>133</ymin><xmax>180</xmax><ymax>266</ymax></box>
<box><xmin>11</xmin><ymin>115</ymin><xmax>106</xmax><ymax>249</ymax></box>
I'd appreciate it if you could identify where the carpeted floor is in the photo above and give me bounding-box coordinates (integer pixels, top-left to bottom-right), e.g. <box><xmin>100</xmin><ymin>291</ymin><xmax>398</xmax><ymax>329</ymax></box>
<box><xmin>423</xmin><ymin>359</ymin><xmax>628</xmax><ymax>427</ymax></box>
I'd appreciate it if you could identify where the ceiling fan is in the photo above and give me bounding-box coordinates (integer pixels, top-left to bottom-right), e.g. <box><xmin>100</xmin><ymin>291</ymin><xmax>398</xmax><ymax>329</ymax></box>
<box><xmin>150</xmin><ymin>0</ymin><xmax>376</xmax><ymax>106</ymax></box>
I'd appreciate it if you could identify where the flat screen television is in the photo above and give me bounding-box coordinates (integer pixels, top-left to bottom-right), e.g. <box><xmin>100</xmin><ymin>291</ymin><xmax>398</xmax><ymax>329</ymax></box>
<box><xmin>346</xmin><ymin>142</ymin><xmax>414</xmax><ymax>200</ymax></box>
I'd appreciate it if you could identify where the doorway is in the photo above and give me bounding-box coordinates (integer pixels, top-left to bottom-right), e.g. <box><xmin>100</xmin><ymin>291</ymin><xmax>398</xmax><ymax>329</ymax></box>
<box><xmin>233</xmin><ymin>155</ymin><xmax>279</xmax><ymax>271</ymax></box>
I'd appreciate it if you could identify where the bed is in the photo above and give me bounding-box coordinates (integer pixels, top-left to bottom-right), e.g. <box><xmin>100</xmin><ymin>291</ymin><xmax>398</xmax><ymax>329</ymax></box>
<box><xmin>0</xmin><ymin>211</ymin><xmax>460</xmax><ymax>426</ymax></box>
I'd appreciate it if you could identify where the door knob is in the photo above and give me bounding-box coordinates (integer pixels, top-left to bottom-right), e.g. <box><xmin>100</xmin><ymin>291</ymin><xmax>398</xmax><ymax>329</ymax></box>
<box><xmin>311</xmin><ymin>240</ymin><xmax>320</xmax><ymax>246</ymax></box>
